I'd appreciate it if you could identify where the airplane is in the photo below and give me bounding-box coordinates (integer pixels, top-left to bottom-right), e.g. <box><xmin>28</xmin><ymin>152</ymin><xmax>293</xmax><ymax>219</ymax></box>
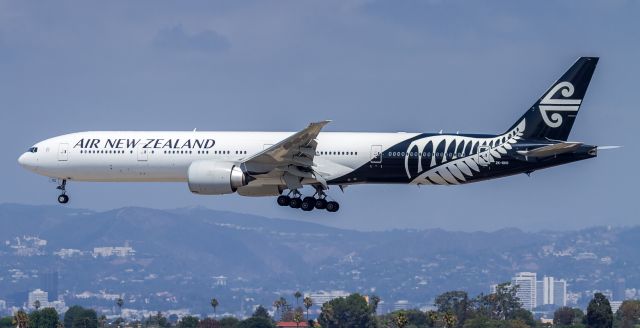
<box><xmin>19</xmin><ymin>57</ymin><xmax>603</xmax><ymax>213</ymax></box>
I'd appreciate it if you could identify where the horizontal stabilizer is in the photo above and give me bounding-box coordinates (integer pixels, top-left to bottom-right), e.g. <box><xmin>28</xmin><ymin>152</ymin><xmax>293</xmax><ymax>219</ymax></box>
<box><xmin>517</xmin><ymin>142</ymin><xmax>582</xmax><ymax>158</ymax></box>
<box><xmin>597</xmin><ymin>146</ymin><xmax>622</xmax><ymax>150</ymax></box>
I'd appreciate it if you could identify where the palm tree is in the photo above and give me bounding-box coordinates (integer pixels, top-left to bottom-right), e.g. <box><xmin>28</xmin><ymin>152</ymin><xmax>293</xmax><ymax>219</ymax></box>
<box><xmin>210</xmin><ymin>298</ymin><xmax>219</xmax><ymax>318</ymax></box>
<box><xmin>116</xmin><ymin>297</ymin><xmax>124</xmax><ymax>313</ymax></box>
<box><xmin>34</xmin><ymin>299</ymin><xmax>41</xmax><ymax>310</ymax></box>
<box><xmin>273</xmin><ymin>299</ymin><xmax>282</xmax><ymax>321</ymax></box>
<box><xmin>294</xmin><ymin>291</ymin><xmax>302</xmax><ymax>306</ymax></box>
<box><xmin>394</xmin><ymin>311</ymin><xmax>408</xmax><ymax>328</ymax></box>
<box><xmin>303</xmin><ymin>297</ymin><xmax>313</xmax><ymax>321</ymax></box>
<box><xmin>116</xmin><ymin>297</ymin><xmax>124</xmax><ymax>327</ymax></box>
<box><xmin>279</xmin><ymin>297</ymin><xmax>288</xmax><ymax>320</ymax></box>
<box><xmin>12</xmin><ymin>310</ymin><xmax>29</xmax><ymax>328</ymax></box>
<box><xmin>293</xmin><ymin>311</ymin><xmax>303</xmax><ymax>328</ymax></box>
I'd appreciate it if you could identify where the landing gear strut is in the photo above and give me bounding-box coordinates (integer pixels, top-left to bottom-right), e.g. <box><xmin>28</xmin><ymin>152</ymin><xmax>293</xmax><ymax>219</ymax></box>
<box><xmin>275</xmin><ymin>187</ymin><xmax>339</xmax><ymax>212</ymax></box>
<box><xmin>56</xmin><ymin>179</ymin><xmax>69</xmax><ymax>204</ymax></box>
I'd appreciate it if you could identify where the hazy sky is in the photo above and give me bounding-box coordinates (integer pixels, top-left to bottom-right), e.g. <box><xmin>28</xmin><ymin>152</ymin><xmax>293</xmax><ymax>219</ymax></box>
<box><xmin>1</xmin><ymin>1</ymin><xmax>637</xmax><ymax>231</ymax></box>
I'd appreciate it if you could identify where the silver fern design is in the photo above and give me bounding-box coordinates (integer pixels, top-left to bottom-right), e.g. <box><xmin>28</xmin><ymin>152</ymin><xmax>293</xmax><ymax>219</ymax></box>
<box><xmin>404</xmin><ymin>119</ymin><xmax>526</xmax><ymax>185</ymax></box>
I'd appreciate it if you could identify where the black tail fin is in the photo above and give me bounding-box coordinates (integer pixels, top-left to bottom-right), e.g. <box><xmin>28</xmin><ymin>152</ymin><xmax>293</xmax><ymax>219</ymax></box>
<box><xmin>507</xmin><ymin>57</ymin><xmax>598</xmax><ymax>141</ymax></box>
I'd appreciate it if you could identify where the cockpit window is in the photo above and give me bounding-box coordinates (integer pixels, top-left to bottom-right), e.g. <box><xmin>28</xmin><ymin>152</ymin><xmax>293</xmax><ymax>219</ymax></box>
<box><xmin>28</xmin><ymin>147</ymin><xmax>38</xmax><ymax>153</ymax></box>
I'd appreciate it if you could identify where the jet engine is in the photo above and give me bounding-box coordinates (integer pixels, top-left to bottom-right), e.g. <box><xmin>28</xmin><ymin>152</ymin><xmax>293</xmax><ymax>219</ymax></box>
<box><xmin>187</xmin><ymin>160</ymin><xmax>248</xmax><ymax>195</ymax></box>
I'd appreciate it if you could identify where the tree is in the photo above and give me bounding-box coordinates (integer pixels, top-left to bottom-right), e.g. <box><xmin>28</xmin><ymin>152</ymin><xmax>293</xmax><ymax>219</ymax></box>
<box><xmin>34</xmin><ymin>300</ymin><xmax>41</xmax><ymax>310</ymax></box>
<box><xmin>616</xmin><ymin>300</ymin><xmax>640</xmax><ymax>328</ymax></box>
<box><xmin>71</xmin><ymin>309</ymin><xmax>98</xmax><ymax>328</ymax></box>
<box><xmin>34</xmin><ymin>308</ymin><xmax>60</xmax><ymax>328</ymax></box>
<box><xmin>303</xmin><ymin>297</ymin><xmax>313</xmax><ymax>321</ymax></box>
<box><xmin>293</xmin><ymin>311</ymin><xmax>303</xmax><ymax>327</ymax></box>
<box><xmin>239</xmin><ymin>317</ymin><xmax>276</xmax><ymax>328</ymax></box>
<box><xmin>555</xmin><ymin>306</ymin><xmax>578</xmax><ymax>326</ymax></box>
<box><xmin>30</xmin><ymin>310</ymin><xmax>43</xmax><ymax>328</ymax></box>
<box><xmin>64</xmin><ymin>306</ymin><xmax>97</xmax><ymax>328</ymax></box>
<box><xmin>13</xmin><ymin>310</ymin><xmax>30</xmax><ymax>328</ymax></box>
<box><xmin>179</xmin><ymin>316</ymin><xmax>199</xmax><ymax>328</ymax></box>
<box><xmin>394</xmin><ymin>311</ymin><xmax>408</xmax><ymax>328</ymax></box>
<box><xmin>473</xmin><ymin>283</ymin><xmax>522</xmax><ymax>320</ymax></box>
<box><xmin>273</xmin><ymin>299</ymin><xmax>283</xmax><ymax>321</ymax></box>
<box><xmin>318</xmin><ymin>293</ymin><xmax>376</xmax><ymax>328</ymax></box>
<box><xmin>587</xmin><ymin>293</ymin><xmax>613</xmax><ymax>328</ymax></box>
<box><xmin>436</xmin><ymin>291</ymin><xmax>470</xmax><ymax>327</ymax></box>
<box><xmin>0</xmin><ymin>317</ymin><xmax>14</xmax><ymax>328</ymax></box>
<box><xmin>253</xmin><ymin>306</ymin><xmax>271</xmax><ymax>320</ymax></box>
<box><xmin>218</xmin><ymin>317</ymin><xmax>240</xmax><ymax>328</ymax></box>
<box><xmin>211</xmin><ymin>298</ymin><xmax>220</xmax><ymax>318</ymax></box>
<box><xmin>65</xmin><ymin>306</ymin><xmax>86</xmax><ymax>328</ymax></box>
<box><xmin>294</xmin><ymin>291</ymin><xmax>303</xmax><ymax>306</ymax></box>
<box><xmin>369</xmin><ymin>295</ymin><xmax>381</xmax><ymax>314</ymax></box>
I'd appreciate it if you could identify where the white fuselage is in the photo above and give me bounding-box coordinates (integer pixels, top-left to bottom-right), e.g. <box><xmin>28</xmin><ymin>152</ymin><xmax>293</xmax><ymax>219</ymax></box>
<box><xmin>18</xmin><ymin>131</ymin><xmax>416</xmax><ymax>183</ymax></box>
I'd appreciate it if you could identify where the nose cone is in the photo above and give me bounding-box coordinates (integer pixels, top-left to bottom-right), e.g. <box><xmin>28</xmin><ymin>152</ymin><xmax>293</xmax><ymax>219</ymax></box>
<box><xmin>18</xmin><ymin>153</ymin><xmax>28</xmax><ymax>167</ymax></box>
<box><xmin>18</xmin><ymin>152</ymin><xmax>36</xmax><ymax>170</ymax></box>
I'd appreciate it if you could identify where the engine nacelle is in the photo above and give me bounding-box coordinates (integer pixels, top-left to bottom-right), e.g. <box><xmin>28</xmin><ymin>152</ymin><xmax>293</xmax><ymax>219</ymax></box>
<box><xmin>187</xmin><ymin>160</ymin><xmax>247</xmax><ymax>195</ymax></box>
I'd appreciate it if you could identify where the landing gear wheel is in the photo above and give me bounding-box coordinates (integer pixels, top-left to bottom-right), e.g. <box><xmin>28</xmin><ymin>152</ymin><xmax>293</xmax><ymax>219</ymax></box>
<box><xmin>57</xmin><ymin>194</ymin><xmax>69</xmax><ymax>204</ymax></box>
<box><xmin>315</xmin><ymin>198</ymin><xmax>327</xmax><ymax>210</ymax></box>
<box><xmin>289</xmin><ymin>197</ymin><xmax>302</xmax><ymax>209</ymax></box>
<box><xmin>301</xmin><ymin>197</ymin><xmax>315</xmax><ymax>211</ymax></box>
<box><xmin>326</xmin><ymin>201</ymin><xmax>339</xmax><ymax>212</ymax></box>
<box><xmin>56</xmin><ymin>179</ymin><xmax>69</xmax><ymax>204</ymax></box>
<box><xmin>277</xmin><ymin>195</ymin><xmax>291</xmax><ymax>206</ymax></box>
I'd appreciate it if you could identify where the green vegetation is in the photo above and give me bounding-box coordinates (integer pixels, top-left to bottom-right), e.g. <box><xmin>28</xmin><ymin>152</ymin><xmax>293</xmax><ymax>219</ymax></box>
<box><xmin>0</xmin><ymin>288</ymin><xmax>633</xmax><ymax>328</ymax></box>
<box><xmin>587</xmin><ymin>293</ymin><xmax>613</xmax><ymax>328</ymax></box>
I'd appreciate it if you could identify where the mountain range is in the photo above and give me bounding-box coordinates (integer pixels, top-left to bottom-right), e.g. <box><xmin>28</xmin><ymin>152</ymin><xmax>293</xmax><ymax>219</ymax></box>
<box><xmin>0</xmin><ymin>203</ymin><xmax>637</xmax><ymax>315</ymax></box>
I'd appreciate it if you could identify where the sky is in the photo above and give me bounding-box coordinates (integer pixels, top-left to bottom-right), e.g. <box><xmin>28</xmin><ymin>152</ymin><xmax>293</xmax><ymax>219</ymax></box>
<box><xmin>1</xmin><ymin>0</ymin><xmax>638</xmax><ymax>231</ymax></box>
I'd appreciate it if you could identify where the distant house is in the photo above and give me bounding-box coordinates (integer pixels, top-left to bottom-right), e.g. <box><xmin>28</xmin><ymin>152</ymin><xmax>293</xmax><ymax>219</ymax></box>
<box><xmin>276</xmin><ymin>322</ymin><xmax>309</xmax><ymax>327</ymax></box>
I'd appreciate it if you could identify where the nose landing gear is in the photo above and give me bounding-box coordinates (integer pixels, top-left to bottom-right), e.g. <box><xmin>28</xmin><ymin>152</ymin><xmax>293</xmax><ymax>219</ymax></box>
<box><xmin>56</xmin><ymin>179</ymin><xmax>69</xmax><ymax>204</ymax></box>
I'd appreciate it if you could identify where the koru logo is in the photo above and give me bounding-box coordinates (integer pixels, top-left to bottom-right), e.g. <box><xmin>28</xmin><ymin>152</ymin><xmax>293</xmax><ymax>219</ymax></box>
<box><xmin>539</xmin><ymin>82</ymin><xmax>581</xmax><ymax>128</ymax></box>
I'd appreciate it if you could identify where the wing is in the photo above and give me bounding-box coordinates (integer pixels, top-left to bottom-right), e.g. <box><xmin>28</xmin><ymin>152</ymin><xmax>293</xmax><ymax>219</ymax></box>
<box><xmin>241</xmin><ymin>120</ymin><xmax>331</xmax><ymax>189</ymax></box>
<box><xmin>517</xmin><ymin>142</ymin><xmax>583</xmax><ymax>158</ymax></box>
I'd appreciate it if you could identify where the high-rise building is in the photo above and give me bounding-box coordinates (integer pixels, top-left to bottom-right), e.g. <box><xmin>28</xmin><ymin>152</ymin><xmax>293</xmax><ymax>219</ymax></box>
<box><xmin>28</xmin><ymin>289</ymin><xmax>48</xmax><ymax>309</ymax></box>
<box><xmin>553</xmin><ymin>279</ymin><xmax>567</xmax><ymax>306</ymax></box>
<box><xmin>40</xmin><ymin>271</ymin><xmax>59</xmax><ymax>301</ymax></box>
<box><xmin>512</xmin><ymin>272</ymin><xmax>537</xmax><ymax>311</ymax></box>
<box><xmin>535</xmin><ymin>276</ymin><xmax>567</xmax><ymax>307</ymax></box>
<box><xmin>613</xmin><ymin>278</ymin><xmax>626</xmax><ymax>301</ymax></box>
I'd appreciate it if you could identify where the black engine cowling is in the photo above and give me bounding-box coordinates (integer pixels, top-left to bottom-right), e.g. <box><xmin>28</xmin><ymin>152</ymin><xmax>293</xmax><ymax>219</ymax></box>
<box><xmin>187</xmin><ymin>161</ymin><xmax>247</xmax><ymax>195</ymax></box>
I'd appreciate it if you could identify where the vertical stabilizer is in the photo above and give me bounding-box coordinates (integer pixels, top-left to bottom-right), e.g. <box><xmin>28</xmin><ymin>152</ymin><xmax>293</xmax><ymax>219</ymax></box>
<box><xmin>507</xmin><ymin>57</ymin><xmax>598</xmax><ymax>141</ymax></box>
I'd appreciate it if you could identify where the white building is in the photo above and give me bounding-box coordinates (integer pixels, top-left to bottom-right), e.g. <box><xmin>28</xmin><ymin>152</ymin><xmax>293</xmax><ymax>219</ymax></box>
<box><xmin>610</xmin><ymin>301</ymin><xmax>623</xmax><ymax>314</ymax></box>
<box><xmin>306</xmin><ymin>290</ymin><xmax>350</xmax><ymax>306</ymax></box>
<box><xmin>536</xmin><ymin>276</ymin><xmax>567</xmax><ymax>307</ymax></box>
<box><xmin>213</xmin><ymin>276</ymin><xmax>228</xmax><ymax>287</ymax></box>
<box><xmin>28</xmin><ymin>289</ymin><xmax>49</xmax><ymax>309</ymax></box>
<box><xmin>512</xmin><ymin>272</ymin><xmax>537</xmax><ymax>311</ymax></box>
<box><xmin>0</xmin><ymin>299</ymin><xmax>6</xmax><ymax>311</ymax></box>
<box><xmin>92</xmin><ymin>246</ymin><xmax>135</xmax><ymax>258</ymax></box>
<box><xmin>394</xmin><ymin>300</ymin><xmax>411</xmax><ymax>311</ymax></box>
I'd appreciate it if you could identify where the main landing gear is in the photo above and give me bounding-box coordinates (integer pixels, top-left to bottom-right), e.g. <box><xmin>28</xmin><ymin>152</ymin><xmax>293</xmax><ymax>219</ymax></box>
<box><xmin>56</xmin><ymin>179</ymin><xmax>69</xmax><ymax>204</ymax></box>
<box><xmin>276</xmin><ymin>188</ymin><xmax>339</xmax><ymax>212</ymax></box>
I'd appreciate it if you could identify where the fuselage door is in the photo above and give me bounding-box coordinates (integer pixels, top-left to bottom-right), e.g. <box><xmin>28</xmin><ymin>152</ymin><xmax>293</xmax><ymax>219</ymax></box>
<box><xmin>137</xmin><ymin>149</ymin><xmax>148</xmax><ymax>161</ymax></box>
<box><xmin>57</xmin><ymin>143</ymin><xmax>69</xmax><ymax>161</ymax></box>
<box><xmin>477</xmin><ymin>145</ymin><xmax>491</xmax><ymax>167</ymax></box>
<box><xmin>370</xmin><ymin>145</ymin><xmax>382</xmax><ymax>164</ymax></box>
